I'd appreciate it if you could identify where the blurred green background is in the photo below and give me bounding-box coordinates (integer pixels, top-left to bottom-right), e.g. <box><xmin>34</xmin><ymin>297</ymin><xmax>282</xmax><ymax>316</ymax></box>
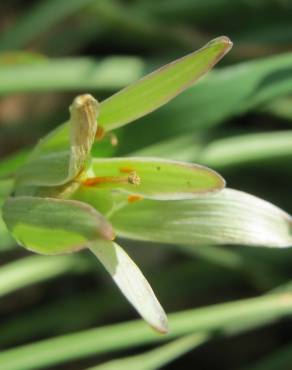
<box><xmin>1</xmin><ymin>1</ymin><xmax>292</xmax><ymax>369</ymax></box>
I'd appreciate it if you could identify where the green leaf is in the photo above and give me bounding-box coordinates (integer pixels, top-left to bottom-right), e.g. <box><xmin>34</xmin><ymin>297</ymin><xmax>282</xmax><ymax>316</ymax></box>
<box><xmin>87</xmin><ymin>334</ymin><xmax>208</xmax><ymax>370</ymax></box>
<box><xmin>0</xmin><ymin>254</ymin><xmax>87</xmax><ymax>297</ymax></box>
<box><xmin>88</xmin><ymin>157</ymin><xmax>225</xmax><ymax>200</ymax></box>
<box><xmin>0</xmin><ymin>57</ymin><xmax>144</xmax><ymax>95</ymax></box>
<box><xmin>98</xmin><ymin>36</ymin><xmax>232</xmax><ymax>131</ymax></box>
<box><xmin>199</xmin><ymin>130</ymin><xmax>292</xmax><ymax>168</ymax></box>
<box><xmin>2</xmin><ymin>196</ymin><xmax>114</xmax><ymax>255</ymax></box>
<box><xmin>111</xmin><ymin>188</ymin><xmax>292</xmax><ymax>247</ymax></box>
<box><xmin>133</xmin><ymin>130</ymin><xmax>292</xmax><ymax>169</ymax></box>
<box><xmin>0</xmin><ymin>292</ymin><xmax>292</xmax><ymax>370</ymax></box>
<box><xmin>90</xmin><ymin>241</ymin><xmax>168</xmax><ymax>334</ymax></box>
<box><xmin>16</xmin><ymin>94</ymin><xmax>99</xmax><ymax>187</ymax></box>
<box><xmin>130</xmin><ymin>134</ymin><xmax>202</xmax><ymax>162</ymax></box>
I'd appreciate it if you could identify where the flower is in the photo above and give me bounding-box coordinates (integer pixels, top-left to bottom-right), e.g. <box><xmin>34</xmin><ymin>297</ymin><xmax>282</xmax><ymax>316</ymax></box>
<box><xmin>2</xmin><ymin>37</ymin><xmax>232</xmax><ymax>333</ymax></box>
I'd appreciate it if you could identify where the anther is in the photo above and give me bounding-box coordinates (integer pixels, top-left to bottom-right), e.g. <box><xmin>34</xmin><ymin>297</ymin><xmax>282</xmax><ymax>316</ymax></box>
<box><xmin>83</xmin><ymin>171</ymin><xmax>141</xmax><ymax>187</ymax></box>
<box><xmin>128</xmin><ymin>194</ymin><xmax>143</xmax><ymax>203</ymax></box>
<box><xmin>128</xmin><ymin>172</ymin><xmax>141</xmax><ymax>186</ymax></box>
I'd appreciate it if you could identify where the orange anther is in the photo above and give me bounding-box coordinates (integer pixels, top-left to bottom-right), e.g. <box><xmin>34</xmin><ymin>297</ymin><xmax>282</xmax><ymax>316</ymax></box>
<box><xmin>127</xmin><ymin>194</ymin><xmax>144</xmax><ymax>203</ymax></box>
<box><xmin>128</xmin><ymin>171</ymin><xmax>141</xmax><ymax>185</ymax></box>
<box><xmin>83</xmin><ymin>171</ymin><xmax>141</xmax><ymax>187</ymax></box>
<box><xmin>83</xmin><ymin>176</ymin><xmax>118</xmax><ymax>186</ymax></box>
<box><xmin>119</xmin><ymin>167</ymin><xmax>135</xmax><ymax>174</ymax></box>
<box><xmin>95</xmin><ymin>126</ymin><xmax>105</xmax><ymax>140</ymax></box>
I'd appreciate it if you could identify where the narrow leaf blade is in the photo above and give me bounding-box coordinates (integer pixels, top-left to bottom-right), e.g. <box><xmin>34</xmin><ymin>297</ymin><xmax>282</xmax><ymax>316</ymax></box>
<box><xmin>0</xmin><ymin>254</ymin><xmax>83</xmax><ymax>297</ymax></box>
<box><xmin>98</xmin><ymin>36</ymin><xmax>232</xmax><ymax>131</ymax></box>
<box><xmin>87</xmin><ymin>334</ymin><xmax>208</xmax><ymax>370</ymax></box>
<box><xmin>0</xmin><ymin>293</ymin><xmax>292</xmax><ymax>370</ymax></box>
<box><xmin>89</xmin><ymin>241</ymin><xmax>168</xmax><ymax>333</ymax></box>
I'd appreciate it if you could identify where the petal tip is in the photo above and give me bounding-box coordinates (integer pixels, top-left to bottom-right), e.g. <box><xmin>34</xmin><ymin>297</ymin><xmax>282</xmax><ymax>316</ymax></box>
<box><xmin>206</xmin><ymin>36</ymin><xmax>233</xmax><ymax>60</ymax></box>
<box><xmin>211</xmin><ymin>35</ymin><xmax>233</xmax><ymax>49</ymax></box>
<box><xmin>73</xmin><ymin>94</ymin><xmax>99</xmax><ymax>109</ymax></box>
<box><xmin>149</xmin><ymin>307</ymin><xmax>169</xmax><ymax>334</ymax></box>
<box><xmin>151</xmin><ymin>315</ymin><xmax>169</xmax><ymax>335</ymax></box>
<box><xmin>221</xmin><ymin>36</ymin><xmax>233</xmax><ymax>47</ymax></box>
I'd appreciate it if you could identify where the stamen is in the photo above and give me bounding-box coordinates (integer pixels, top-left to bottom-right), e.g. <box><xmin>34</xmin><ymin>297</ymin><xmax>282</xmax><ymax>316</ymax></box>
<box><xmin>95</xmin><ymin>128</ymin><xmax>118</xmax><ymax>147</ymax></box>
<box><xmin>83</xmin><ymin>171</ymin><xmax>141</xmax><ymax>187</ymax></box>
<box><xmin>95</xmin><ymin>126</ymin><xmax>105</xmax><ymax>140</ymax></box>
<box><xmin>128</xmin><ymin>171</ymin><xmax>141</xmax><ymax>185</ymax></box>
<box><xmin>119</xmin><ymin>167</ymin><xmax>134</xmax><ymax>174</ymax></box>
<box><xmin>128</xmin><ymin>194</ymin><xmax>143</xmax><ymax>203</ymax></box>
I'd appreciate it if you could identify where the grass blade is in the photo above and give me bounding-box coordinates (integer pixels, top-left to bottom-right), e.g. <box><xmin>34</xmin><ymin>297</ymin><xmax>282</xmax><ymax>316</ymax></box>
<box><xmin>132</xmin><ymin>130</ymin><xmax>292</xmax><ymax>169</ymax></box>
<box><xmin>87</xmin><ymin>334</ymin><xmax>208</xmax><ymax>370</ymax></box>
<box><xmin>0</xmin><ymin>57</ymin><xmax>144</xmax><ymax>95</ymax></box>
<box><xmin>0</xmin><ymin>293</ymin><xmax>291</xmax><ymax>370</ymax></box>
<box><xmin>0</xmin><ymin>254</ymin><xmax>87</xmax><ymax>297</ymax></box>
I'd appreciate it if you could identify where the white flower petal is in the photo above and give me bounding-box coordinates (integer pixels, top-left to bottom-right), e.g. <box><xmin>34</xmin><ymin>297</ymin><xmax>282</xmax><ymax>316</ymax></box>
<box><xmin>89</xmin><ymin>241</ymin><xmax>168</xmax><ymax>333</ymax></box>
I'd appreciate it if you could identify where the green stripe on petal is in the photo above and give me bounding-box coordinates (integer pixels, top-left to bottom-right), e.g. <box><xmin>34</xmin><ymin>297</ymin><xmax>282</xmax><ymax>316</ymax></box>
<box><xmin>89</xmin><ymin>157</ymin><xmax>225</xmax><ymax>200</ymax></box>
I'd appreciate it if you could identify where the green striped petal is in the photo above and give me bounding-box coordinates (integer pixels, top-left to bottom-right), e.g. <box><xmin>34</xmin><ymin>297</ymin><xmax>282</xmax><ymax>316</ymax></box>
<box><xmin>2</xmin><ymin>196</ymin><xmax>114</xmax><ymax>255</ymax></box>
<box><xmin>88</xmin><ymin>157</ymin><xmax>225</xmax><ymax>200</ymax></box>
